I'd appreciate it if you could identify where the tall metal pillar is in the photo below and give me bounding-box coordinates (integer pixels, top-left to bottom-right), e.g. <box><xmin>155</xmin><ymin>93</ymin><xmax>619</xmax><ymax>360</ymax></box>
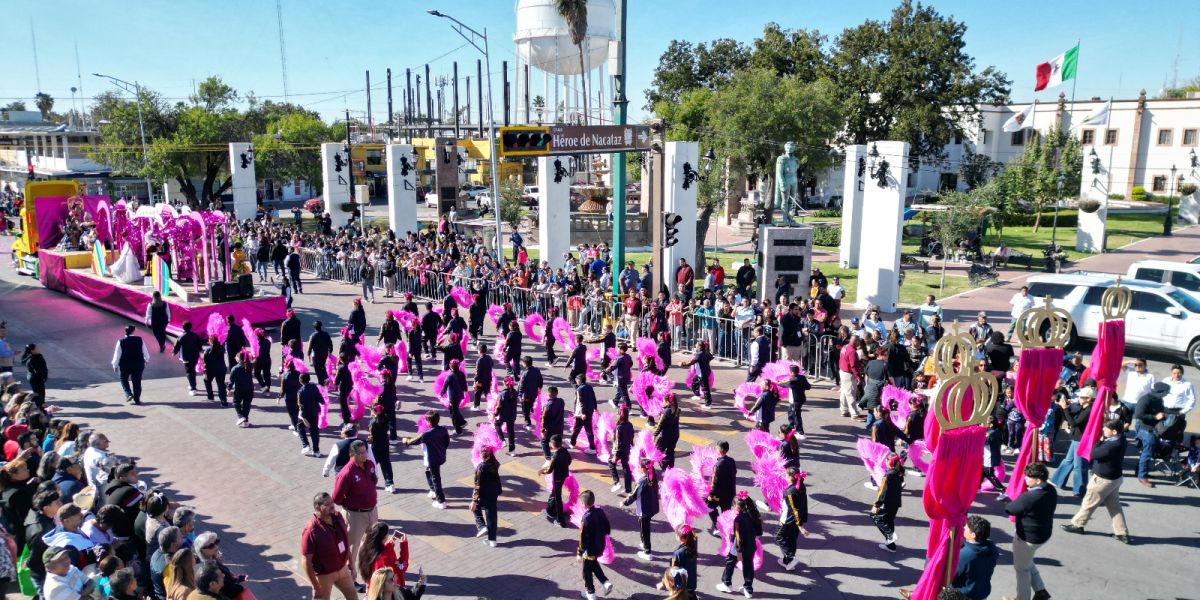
<box><xmin>609</xmin><ymin>0</ymin><xmax>629</xmax><ymax>295</ymax></box>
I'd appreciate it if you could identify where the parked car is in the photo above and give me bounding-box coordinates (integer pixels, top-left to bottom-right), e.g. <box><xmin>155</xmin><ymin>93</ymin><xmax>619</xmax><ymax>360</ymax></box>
<box><xmin>477</xmin><ymin>191</ymin><xmax>493</xmax><ymax>212</ymax></box>
<box><xmin>1026</xmin><ymin>273</ymin><xmax>1200</xmax><ymax>368</ymax></box>
<box><xmin>464</xmin><ymin>185</ymin><xmax>488</xmax><ymax>200</ymax></box>
<box><xmin>1126</xmin><ymin>259</ymin><xmax>1200</xmax><ymax>301</ymax></box>
<box><xmin>521</xmin><ymin>185</ymin><xmax>538</xmax><ymax>206</ymax></box>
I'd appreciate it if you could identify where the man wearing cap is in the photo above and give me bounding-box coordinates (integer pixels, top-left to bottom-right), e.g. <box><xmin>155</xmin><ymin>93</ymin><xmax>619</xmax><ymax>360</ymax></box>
<box><xmin>42</xmin><ymin>545</ymin><xmax>93</xmax><ymax>600</ymax></box>
<box><xmin>969</xmin><ymin>312</ymin><xmax>994</xmax><ymax>342</ymax></box>
<box><xmin>25</xmin><ymin>489</ymin><xmax>62</xmax><ymax>595</ymax></box>
<box><xmin>1051</xmin><ymin>386</ymin><xmax>1095</xmax><ymax>497</ymax></box>
<box><xmin>111</xmin><ymin>325</ymin><xmax>149</xmax><ymax>405</ymax></box>
<box><xmin>1133</xmin><ymin>382</ymin><xmax>1170</xmax><ymax>487</ymax></box>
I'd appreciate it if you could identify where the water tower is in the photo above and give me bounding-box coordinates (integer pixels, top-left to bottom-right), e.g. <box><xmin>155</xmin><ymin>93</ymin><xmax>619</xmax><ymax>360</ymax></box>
<box><xmin>513</xmin><ymin>0</ymin><xmax>616</xmax><ymax>126</ymax></box>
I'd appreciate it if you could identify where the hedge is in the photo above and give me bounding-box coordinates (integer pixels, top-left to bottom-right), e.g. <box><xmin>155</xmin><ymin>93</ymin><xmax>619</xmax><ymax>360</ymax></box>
<box><xmin>812</xmin><ymin>225</ymin><xmax>840</xmax><ymax>247</ymax></box>
<box><xmin>997</xmin><ymin>212</ymin><xmax>1078</xmax><ymax>228</ymax></box>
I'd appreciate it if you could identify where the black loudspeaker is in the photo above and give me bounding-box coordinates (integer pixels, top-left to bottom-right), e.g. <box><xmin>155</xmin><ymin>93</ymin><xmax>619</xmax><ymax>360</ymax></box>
<box><xmin>210</xmin><ymin>282</ymin><xmax>228</xmax><ymax>303</ymax></box>
<box><xmin>238</xmin><ymin>274</ymin><xmax>254</xmax><ymax>298</ymax></box>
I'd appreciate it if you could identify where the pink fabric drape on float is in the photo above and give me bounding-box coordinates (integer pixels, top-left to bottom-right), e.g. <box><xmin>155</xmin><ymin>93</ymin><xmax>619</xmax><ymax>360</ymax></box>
<box><xmin>1077</xmin><ymin>320</ymin><xmax>1126</xmax><ymax>460</ymax></box>
<box><xmin>910</xmin><ymin>423</ymin><xmax>986</xmax><ymax>600</ymax></box>
<box><xmin>34</xmin><ymin>196</ymin><xmax>112</xmax><ymax>248</ymax></box>
<box><xmin>1005</xmin><ymin>347</ymin><xmax>1062</xmax><ymax>500</ymax></box>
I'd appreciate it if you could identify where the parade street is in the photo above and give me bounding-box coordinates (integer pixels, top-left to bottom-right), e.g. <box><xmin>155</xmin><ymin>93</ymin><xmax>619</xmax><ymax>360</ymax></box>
<box><xmin>2</xmin><ymin>235</ymin><xmax>1195</xmax><ymax>600</ymax></box>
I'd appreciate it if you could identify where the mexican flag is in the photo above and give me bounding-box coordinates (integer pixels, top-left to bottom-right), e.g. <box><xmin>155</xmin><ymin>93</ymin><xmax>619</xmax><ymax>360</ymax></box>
<box><xmin>1034</xmin><ymin>44</ymin><xmax>1079</xmax><ymax>91</ymax></box>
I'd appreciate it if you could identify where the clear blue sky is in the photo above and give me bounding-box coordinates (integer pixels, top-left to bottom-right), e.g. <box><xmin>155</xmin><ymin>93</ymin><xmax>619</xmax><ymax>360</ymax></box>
<box><xmin>5</xmin><ymin>0</ymin><xmax>1197</xmax><ymax>126</ymax></box>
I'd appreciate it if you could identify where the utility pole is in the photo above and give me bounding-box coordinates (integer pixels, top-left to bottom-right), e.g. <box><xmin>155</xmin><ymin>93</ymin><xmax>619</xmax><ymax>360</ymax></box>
<box><xmin>425</xmin><ymin>64</ymin><xmax>433</xmax><ymax>139</ymax></box>
<box><xmin>452</xmin><ymin>62</ymin><xmax>460</xmax><ymax>139</ymax></box>
<box><xmin>365</xmin><ymin>71</ymin><xmax>373</xmax><ymax>141</ymax></box>
<box><xmin>610</xmin><ymin>0</ymin><xmax>629</xmax><ymax>295</ymax></box>
<box><xmin>386</xmin><ymin>68</ymin><xmax>393</xmax><ymax>134</ymax></box>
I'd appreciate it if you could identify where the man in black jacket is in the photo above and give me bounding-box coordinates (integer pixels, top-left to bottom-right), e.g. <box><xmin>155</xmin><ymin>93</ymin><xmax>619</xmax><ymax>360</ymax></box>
<box><xmin>1003</xmin><ymin>463</ymin><xmax>1057</xmax><ymax>600</ymax></box>
<box><xmin>1133</xmin><ymin>382</ymin><xmax>1169</xmax><ymax>487</ymax></box>
<box><xmin>779</xmin><ymin>304</ymin><xmax>804</xmax><ymax>362</ymax></box>
<box><xmin>576</xmin><ymin>490</ymin><xmax>613</xmax><ymax>600</ymax></box>
<box><xmin>471</xmin><ymin>446</ymin><xmax>503</xmax><ymax>546</ymax></box>
<box><xmin>224</xmin><ymin>315</ymin><xmax>247</xmax><ymax>375</ymax></box>
<box><xmin>520</xmin><ymin>357</ymin><xmax>543</xmax><ymax>429</ymax></box>
<box><xmin>1051</xmin><ymin>387</ymin><xmax>1094</xmax><ymax>497</ymax></box>
<box><xmin>307</xmin><ymin>321</ymin><xmax>334</xmax><ymax>386</ymax></box>
<box><xmin>493</xmin><ymin>378</ymin><xmax>519</xmax><ymax>455</ymax></box>
<box><xmin>569</xmin><ymin>376</ymin><xmax>598</xmax><ymax>453</ymax></box>
<box><xmin>172</xmin><ymin>320</ymin><xmax>204</xmax><ymax>396</ymax></box>
<box><xmin>111</xmin><ymin>325</ymin><xmax>149</xmax><ymax>405</ymax></box>
<box><xmin>420</xmin><ymin>303</ymin><xmax>441</xmax><ymax>359</ymax></box>
<box><xmin>735</xmin><ymin>259</ymin><xmax>756</xmax><ymax>299</ymax></box>
<box><xmin>23</xmin><ymin>489</ymin><xmax>61</xmax><ymax>595</ymax></box>
<box><xmin>538</xmin><ymin>435</ymin><xmax>572</xmax><ymax>527</ymax></box>
<box><xmin>270</xmin><ymin>239</ymin><xmax>287</xmax><ymax>276</ymax></box>
<box><xmin>473</xmin><ymin>345</ymin><xmax>494</xmax><ymax>410</ymax></box>
<box><xmin>540</xmin><ymin>386</ymin><xmax>565</xmax><ymax>461</ymax></box>
<box><xmin>1061</xmin><ymin>419</ymin><xmax>1130</xmax><ymax>543</ymax></box>
<box><xmin>286</xmin><ymin>247</ymin><xmax>303</xmax><ymax>292</ymax></box>
<box><xmin>230</xmin><ymin>352</ymin><xmax>256</xmax><ymax>427</ymax></box>
<box><xmin>707</xmin><ymin>441</ymin><xmax>738</xmax><ymax>535</ymax></box>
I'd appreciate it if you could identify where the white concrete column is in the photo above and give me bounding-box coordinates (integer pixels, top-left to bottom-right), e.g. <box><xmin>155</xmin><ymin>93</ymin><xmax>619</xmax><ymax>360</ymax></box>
<box><xmin>839</xmin><ymin>144</ymin><xmax>866</xmax><ymax>268</ymax></box>
<box><xmin>227</xmin><ymin>142</ymin><xmax>257</xmax><ymax>221</ymax></box>
<box><xmin>662</xmin><ymin>141</ymin><xmax>699</xmax><ymax>291</ymax></box>
<box><xmin>321</xmin><ymin>143</ymin><xmax>352</xmax><ymax>230</ymax></box>
<box><xmin>1076</xmin><ymin>170</ymin><xmax>1108</xmax><ymax>252</ymax></box>
<box><xmin>855</xmin><ymin>141</ymin><xmax>911</xmax><ymax>313</ymax></box>
<box><xmin>386</xmin><ymin>144</ymin><xmax>418</xmax><ymax>235</ymax></box>
<box><xmin>537</xmin><ymin>156</ymin><xmax>571</xmax><ymax>268</ymax></box>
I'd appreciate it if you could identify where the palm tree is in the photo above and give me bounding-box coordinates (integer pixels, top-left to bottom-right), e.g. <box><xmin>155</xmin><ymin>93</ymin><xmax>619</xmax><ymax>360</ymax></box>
<box><xmin>555</xmin><ymin>0</ymin><xmax>588</xmax><ymax>124</ymax></box>
<box><xmin>34</xmin><ymin>92</ymin><xmax>54</xmax><ymax>120</ymax></box>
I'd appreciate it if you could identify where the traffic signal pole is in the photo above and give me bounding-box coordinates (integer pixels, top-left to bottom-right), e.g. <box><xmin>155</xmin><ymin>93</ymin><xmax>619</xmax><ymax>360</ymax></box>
<box><xmin>609</xmin><ymin>0</ymin><xmax>628</xmax><ymax>296</ymax></box>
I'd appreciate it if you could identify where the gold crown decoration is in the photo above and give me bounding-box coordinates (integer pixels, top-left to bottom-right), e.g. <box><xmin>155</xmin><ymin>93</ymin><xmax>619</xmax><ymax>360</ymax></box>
<box><xmin>934</xmin><ymin>369</ymin><xmax>1000</xmax><ymax>431</ymax></box>
<box><xmin>931</xmin><ymin>320</ymin><xmax>977</xmax><ymax>380</ymax></box>
<box><xmin>1101</xmin><ymin>277</ymin><xmax>1132</xmax><ymax>321</ymax></box>
<box><xmin>1014</xmin><ymin>295</ymin><xmax>1074</xmax><ymax>349</ymax></box>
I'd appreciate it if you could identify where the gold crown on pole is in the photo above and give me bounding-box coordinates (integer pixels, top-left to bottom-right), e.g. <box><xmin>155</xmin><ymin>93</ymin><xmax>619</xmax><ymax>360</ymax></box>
<box><xmin>931</xmin><ymin>321</ymin><xmax>976</xmax><ymax>381</ymax></box>
<box><xmin>1014</xmin><ymin>296</ymin><xmax>1074</xmax><ymax>349</ymax></box>
<box><xmin>1101</xmin><ymin>277</ymin><xmax>1132</xmax><ymax>321</ymax></box>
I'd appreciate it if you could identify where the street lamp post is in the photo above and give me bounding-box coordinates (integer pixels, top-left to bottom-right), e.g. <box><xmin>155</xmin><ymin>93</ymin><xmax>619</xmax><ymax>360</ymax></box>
<box><xmin>1165</xmin><ymin>164</ymin><xmax>1177</xmax><ymax>236</ymax></box>
<box><xmin>94</xmin><ymin>73</ymin><xmax>153</xmax><ymax>202</ymax></box>
<box><xmin>428</xmin><ymin>9</ymin><xmax>503</xmax><ymax>262</ymax></box>
<box><xmin>1052</xmin><ymin>170</ymin><xmax>1065</xmax><ymax>248</ymax></box>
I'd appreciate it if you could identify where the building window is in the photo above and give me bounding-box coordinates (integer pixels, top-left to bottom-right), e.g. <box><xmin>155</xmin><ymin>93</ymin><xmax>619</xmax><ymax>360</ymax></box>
<box><xmin>1104</xmin><ymin>129</ymin><xmax>1118</xmax><ymax>145</ymax></box>
<box><xmin>1152</xmin><ymin>175</ymin><xmax>1167</xmax><ymax>192</ymax></box>
<box><xmin>907</xmin><ymin>172</ymin><xmax>915</xmax><ymax>188</ymax></box>
<box><xmin>1010</xmin><ymin>131</ymin><xmax>1025</xmax><ymax>146</ymax></box>
<box><xmin>953</xmin><ymin>132</ymin><xmax>963</xmax><ymax>145</ymax></box>
<box><xmin>1184</xmin><ymin>129</ymin><xmax>1198</xmax><ymax>146</ymax></box>
<box><xmin>938</xmin><ymin>173</ymin><xmax>959</xmax><ymax>191</ymax></box>
<box><xmin>981</xmin><ymin>129</ymin><xmax>991</xmax><ymax>145</ymax></box>
<box><xmin>1080</xmin><ymin>129</ymin><xmax>1095</xmax><ymax>145</ymax></box>
<box><xmin>1157</xmin><ymin>129</ymin><xmax>1173</xmax><ymax>146</ymax></box>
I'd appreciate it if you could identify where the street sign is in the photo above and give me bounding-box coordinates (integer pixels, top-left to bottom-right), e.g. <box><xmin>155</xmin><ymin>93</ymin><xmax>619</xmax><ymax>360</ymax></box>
<box><xmin>546</xmin><ymin>125</ymin><xmax>650</xmax><ymax>155</ymax></box>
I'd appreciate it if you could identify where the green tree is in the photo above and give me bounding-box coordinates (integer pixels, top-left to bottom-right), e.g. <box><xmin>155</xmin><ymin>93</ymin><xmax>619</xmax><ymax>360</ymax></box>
<box><xmin>253</xmin><ymin>112</ymin><xmax>334</xmax><ymax>196</ymax></box>
<box><xmin>88</xmin><ymin>88</ymin><xmax>177</xmax><ymax>185</ymax></box>
<box><xmin>644</xmin><ymin>38</ymin><xmax>750</xmax><ymax>109</ymax></box>
<box><xmin>556</xmin><ymin>0</ymin><xmax>589</xmax><ymax>123</ymax></box>
<box><xmin>34</xmin><ymin>93</ymin><xmax>54</xmax><ymax>120</ymax></box>
<box><xmin>959</xmin><ymin>147</ymin><xmax>1001</xmax><ymax>190</ymax></box>
<box><xmin>1159</xmin><ymin>76</ymin><xmax>1200</xmax><ymax>99</ymax></box>
<box><xmin>498</xmin><ymin>177</ymin><xmax>526</xmax><ymax>230</ymax></box>
<box><xmin>929</xmin><ymin>190</ymin><xmax>988</xmax><ymax>291</ymax></box>
<box><xmin>997</xmin><ymin>127</ymin><xmax>1082</xmax><ymax>230</ymax></box>
<box><xmin>3</xmin><ymin>101</ymin><xmax>26</xmax><ymax>111</ymax></box>
<box><xmin>830</xmin><ymin>0</ymin><xmax>1010</xmax><ymax>163</ymax></box>
<box><xmin>748</xmin><ymin>23</ymin><xmax>829</xmax><ymax>82</ymax></box>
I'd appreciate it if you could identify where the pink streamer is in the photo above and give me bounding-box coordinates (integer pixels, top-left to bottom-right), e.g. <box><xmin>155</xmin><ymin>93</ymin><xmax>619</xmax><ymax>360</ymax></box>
<box><xmin>1078</xmin><ymin>320</ymin><xmax>1126</xmax><ymax>460</ymax></box>
<box><xmin>1005</xmin><ymin>347</ymin><xmax>1062</xmax><ymax>501</ymax></box>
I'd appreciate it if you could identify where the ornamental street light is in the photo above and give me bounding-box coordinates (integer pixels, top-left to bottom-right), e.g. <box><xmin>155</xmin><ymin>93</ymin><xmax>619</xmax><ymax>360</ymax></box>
<box><xmin>1165</xmin><ymin>164</ymin><xmax>1177</xmax><ymax>236</ymax></box>
<box><xmin>94</xmin><ymin>73</ymin><xmax>153</xmax><ymax>202</ymax></box>
<box><xmin>428</xmin><ymin>9</ymin><xmax>503</xmax><ymax>261</ymax></box>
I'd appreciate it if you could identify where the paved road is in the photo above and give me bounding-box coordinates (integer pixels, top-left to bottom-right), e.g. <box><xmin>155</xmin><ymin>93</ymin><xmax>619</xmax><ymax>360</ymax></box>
<box><xmin>2</xmin><ymin>239</ymin><xmax>1198</xmax><ymax>599</ymax></box>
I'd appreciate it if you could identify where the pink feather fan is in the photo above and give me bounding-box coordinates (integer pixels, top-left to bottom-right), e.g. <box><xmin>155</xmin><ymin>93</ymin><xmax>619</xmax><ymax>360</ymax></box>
<box><xmin>356</xmin><ymin>343</ymin><xmax>385</xmax><ymax>367</ymax></box>
<box><xmin>595</xmin><ymin>411</ymin><xmax>616</xmax><ymax>462</ymax></box>
<box><xmin>471</xmin><ymin>422</ymin><xmax>503</xmax><ymax>467</ymax></box>
<box><xmin>486</xmin><ymin>304</ymin><xmax>503</xmax><ymax>326</ymax></box>
<box><xmin>325</xmin><ymin>355</ymin><xmax>338</xmax><ymax>383</ymax></box>
<box><xmin>761</xmin><ymin>360</ymin><xmax>799</xmax><ymax>384</ymax></box>
<box><xmin>745</xmin><ymin>429</ymin><xmax>777</xmax><ymax>461</ymax></box>
<box><xmin>523</xmin><ymin>313</ymin><xmax>547</xmax><ymax>343</ymax></box>
<box><xmin>348</xmin><ymin>360</ymin><xmax>382</xmax><ymax>422</ymax></box>
<box><xmin>551</xmin><ymin>317</ymin><xmax>577</xmax><ymax>352</ymax></box>
<box><xmin>317</xmin><ymin>385</ymin><xmax>331</xmax><ymax>428</ymax></box>
<box><xmin>734</xmin><ymin>382</ymin><xmax>761</xmax><ymax>420</ymax></box>
<box><xmin>530</xmin><ymin>390</ymin><xmax>548</xmax><ymax>434</ymax></box>
<box><xmin>717</xmin><ymin>509</ymin><xmax>764</xmax><ymax>570</ymax></box>
<box><xmin>636</xmin><ymin>337</ymin><xmax>663</xmax><ymax>372</ymax></box>
<box><xmin>752</xmin><ymin>448</ymin><xmax>789</xmax><ymax>512</ymax></box>
<box><xmin>285</xmin><ymin>355</ymin><xmax>309</xmax><ymax>374</ymax></box>
<box><xmin>856</xmin><ymin>437</ymin><xmax>891</xmax><ymax>485</ymax></box>
<box><xmin>689</xmin><ymin>445</ymin><xmax>720</xmax><ymax>481</ymax></box>
<box><xmin>632</xmin><ymin>371</ymin><xmax>670</xmax><ymax>419</ymax></box>
<box><xmin>908</xmin><ymin>439</ymin><xmax>933</xmax><ymax>475</ymax></box>
<box><xmin>493</xmin><ymin>335</ymin><xmax>507</xmax><ymax>361</ymax></box>
<box><xmin>416</xmin><ymin>414</ymin><xmax>431</xmax><ymax>435</ymax></box>
<box><xmin>241</xmin><ymin>318</ymin><xmax>259</xmax><ymax>359</ymax></box>
<box><xmin>393</xmin><ymin>340</ymin><xmax>410</xmax><ymax>373</ymax></box>
<box><xmin>632</xmin><ymin>427</ymin><xmax>665</xmax><ymax>466</ymax></box>
<box><xmin>391</xmin><ymin>310</ymin><xmax>418</xmax><ymax>332</ymax></box>
<box><xmin>205</xmin><ymin>313</ymin><xmax>229</xmax><ymax>343</ymax></box>
<box><xmin>685</xmin><ymin>365</ymin><xmax>715</xmax><ymax>389</ymax></box>
<box><xmin>660</xmin><ymin>467</ymin><xmax>709</xmax><ymax>529</ymax></box>
<box><xmin>449</xmin><ymin>286</ymin><xmax>472</xmax><ymax>307</ymax></box>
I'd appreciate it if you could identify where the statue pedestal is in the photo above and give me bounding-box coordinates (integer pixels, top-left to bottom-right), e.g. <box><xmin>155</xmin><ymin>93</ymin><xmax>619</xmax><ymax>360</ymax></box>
<box><xmin>734</xmin><ymin>191</ymin><xmax>763</xmax><ymax>234</ymax></box>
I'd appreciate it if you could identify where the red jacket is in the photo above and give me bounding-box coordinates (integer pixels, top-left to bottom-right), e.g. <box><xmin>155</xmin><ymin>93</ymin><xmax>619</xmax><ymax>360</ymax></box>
<box><xmin>838</xmin><ymin>344</ymin><xmax>861</xmax><ymax>377</ymax></box>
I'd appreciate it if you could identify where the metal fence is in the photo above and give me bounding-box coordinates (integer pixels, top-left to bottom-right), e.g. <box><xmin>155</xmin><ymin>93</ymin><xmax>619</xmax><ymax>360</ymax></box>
<box><xmin>295</xmin><ymin>249</ymin><xmax>836</xmax><ymax>379</ymax></box>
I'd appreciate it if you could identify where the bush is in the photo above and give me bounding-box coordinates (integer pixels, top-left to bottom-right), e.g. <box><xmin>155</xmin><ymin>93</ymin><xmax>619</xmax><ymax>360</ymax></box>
<box><xmin>812</xmin><ymin>225</ymin><xmax>840</xmax><ymax>247</ymax></box>
<box><xmin>813</xmin><ymin>208</ymin><xmax>842</xmax><ymax>218</ymax></box>
<box><xmin>1000</xmin><ymin>212</ymin><xmax>1079</xmax><ymax>228</ymax></box>
<box><xmin>337</xmin><ymin>202</ymin><xmax>356</xmax><ymax>213</ymax></box>
<box><xmin>1131</xmin><ymin>186</ymin><xmax>1147</xmax><ymax>201</ymax></box>
<box><xmin>1107</xmin><ymin>193</ymin><xmax>1126</xmax><ymax>200</ymax></box>
<box><xmin>1180</xmin><ymin>183</ymin><xmax>1197</xmax><ymax>196</ymax></box>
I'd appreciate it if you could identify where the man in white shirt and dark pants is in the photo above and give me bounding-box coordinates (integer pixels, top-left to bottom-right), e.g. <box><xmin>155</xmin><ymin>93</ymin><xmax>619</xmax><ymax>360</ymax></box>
<box><xmin>112</xmin><ymin>325</ymin><xmax>149</xmax><ymax>405</ymax></box>
<box><xmin>1163</xmin><ymin>364</ymin><xmax>1196</xmax><ymax>416</ymax></box>
<box><xmin>1007</xmin><ymin>286</ymin><xmax>1035</xmax><ymax>341</ymax></box>
<box><xmin>1120</xmin><ymin>358</ymin><xmax>1156</xmax><ymax>410</ymax></box>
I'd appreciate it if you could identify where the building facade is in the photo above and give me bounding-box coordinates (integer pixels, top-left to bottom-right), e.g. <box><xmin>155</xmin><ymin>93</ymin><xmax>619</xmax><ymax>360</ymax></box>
<box><xmin>0</xmin><ymin>110</ymin><xmax>111</xmax><ymax>196</ymax></box>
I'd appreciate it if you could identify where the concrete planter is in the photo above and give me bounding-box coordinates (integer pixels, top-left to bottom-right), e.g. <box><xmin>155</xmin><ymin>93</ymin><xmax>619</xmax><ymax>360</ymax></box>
<box><xmin>1075</xmin><ymin>203</ymin><xmax>1108</xmax><ymax>253</ymax></box>
<box><xmin>1180</xmin><ymin>193</ymin><xmax>1199</xmax><ymax>225</ymax></box>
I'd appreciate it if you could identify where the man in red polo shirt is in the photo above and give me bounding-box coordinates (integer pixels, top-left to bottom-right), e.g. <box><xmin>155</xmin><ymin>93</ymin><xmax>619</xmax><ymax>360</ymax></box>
<box><xmin>332</xmin><ymin>440</ymin><xmax>378</xmax><ymax>587</ymax></box>
<box><xmin>711</xmin><ymin>258</ymin><xmax>726</xmax><ymax>291</ymax></box>
<box><xmin>300</xmin><ymin>492</ymin><xmax>358</xmax><ymax>600</ymax></box>
<box><xmin>675</xmin><ymin>258</ymin><xmax>695</xmax><ymax>301</ymax></box>
<box><xmin>623</xmin><ymin>292</ymin><xmax>643</xmax><ymax>339</ymax></box>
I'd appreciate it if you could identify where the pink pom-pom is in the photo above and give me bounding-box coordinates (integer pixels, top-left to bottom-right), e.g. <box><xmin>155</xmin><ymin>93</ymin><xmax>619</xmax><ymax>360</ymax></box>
<box><xmin>660</xmin><ymin>467</ymin><xmax>709</xmax><ymax>529</ymax></box>
<box><xmin>241</xmin><ymin>318</ymin><xmax>259</xmax><ymax>359</ymax></box>
<box><xmin>471</xmin><ymin>422</ymin><xmax>503</xmax><ymax>467</ymax></box>
<box><xmin>599</xmin><ymin>536</ymin><xmax>615</xmax><ymax>564</ymax></box>
<box><xmin>689</xmin><ymin>445</ymin><xmax>720</xmax><ymax>481</ymax></box>
<box><xmin>752</xmin><ymin>448</ymin><xmax>789</xmax><ymax>513</ymax></box>
<box><xmin>205</xmin><ymin>313</ymin><xmax>229</xmax><ymax>344</ymax></box>
<box><xmin>633</xmin><ymin>428</ymin><xmax>665</xmax><ymax>467</ymax></box>
<box><xmin>595</xmin><ymin>411</ymin><xmax>616</xmax><ymax>462</ymax></box>
<box><xmin>636</xmin><ymin>337</ymin><xmax>663</xmax><ymax>372</ymax></box>
<box><xmin>551</xmin><ymin>318</ymin><xmax>577</xmax><ymax>352</ymax></box>
<box><xmin>523</xmin><ymin>313</ymin><xmax>547</xmax><ymax>343</ymax></box>
<box><xmin>487</xmin><ymin>304</ymin><xmax>503</xmax><ymax>326</ymax></box>
<box><xmin>632</xmin><ymin>371</ymin><xmax>670</xmax><ymax>419</ymax></box>
<box><xmin>317</xmin><ymin>385</ymin><xmax>331</xmax><ymax>429</ymax></box>
<box><xmin>449</xmin><ymin>286</ymin><xmax>472</xmax><ymax>307</ymax></box>
<box><xmin>856</xmin><ymin>437</ymin><xmax>890</xmax><ymax>485</ymax></box>
<box><xmin>416</xmin><ymin>414</ymin><xmax>431</xmax><ymax>435</ymax></box>
<box><xmin>606</xmin><ymin>347</ymin><xmax>619</xmax><ymax>361</ymax></box>
<box><xmin>734</xmin><ymin>382</ymin><xmax>761</xmax><ymax>420</ymax></box>
<box><xmin>745</xmin><ymin>429</ymin><xmax>776</xmax><ymax>461</ymax></box>
<box><xmin>392</xmin><ymin>310</ymin><xmax>418</xmax><ymax>331</ymax></box>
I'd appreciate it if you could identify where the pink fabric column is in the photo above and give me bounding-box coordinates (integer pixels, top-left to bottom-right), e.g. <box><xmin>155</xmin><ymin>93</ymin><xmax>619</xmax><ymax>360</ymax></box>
<box><xmin>1077</xmin><ymin>320</ymin><xmax>1126</xmax><ymax>459</ymax></box>
<box><xmin>910</xmin><ymin>426</ymin><xmax>986</xmax><ymax>600</ymax></box>
<box><xmin>1005</xmin><ymin>346</ymin><xmax>1062</xmax><ymax>501</ymax></box>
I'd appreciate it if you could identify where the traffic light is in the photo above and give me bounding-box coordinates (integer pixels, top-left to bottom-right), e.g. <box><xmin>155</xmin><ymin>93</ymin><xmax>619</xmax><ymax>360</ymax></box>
<box><xmin>498</xmin><ymin>126</ymin><xmax>552</xmax><ymax>157</ymax></box>
<box><xmin>664</xmin><ymin>212</ymin><xmax>682</xmax><ymax>248</ymax></box>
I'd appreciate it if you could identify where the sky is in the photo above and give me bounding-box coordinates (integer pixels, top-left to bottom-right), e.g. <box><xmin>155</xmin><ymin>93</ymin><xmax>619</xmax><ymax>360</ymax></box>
<box><xmin>4</xmin><ymin>0</ymin><xmax>1198</xmax><ymax>127</ymax></box>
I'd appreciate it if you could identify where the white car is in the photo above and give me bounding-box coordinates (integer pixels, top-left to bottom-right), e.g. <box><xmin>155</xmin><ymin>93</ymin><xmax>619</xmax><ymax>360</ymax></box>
<box><xmin>1125</xmin><ymin>259</ymin><xmax>1200</xmax><ymax>301</ymax></box>
<box><xmin>476</xmin><ymin>191</ymin><xmax>493</xmax><ymax>212</ymax></box>
<box><xmin>1026</xmin><ymin>273</ymin><xmax>1200</xmax><ymax>368</ymax></box>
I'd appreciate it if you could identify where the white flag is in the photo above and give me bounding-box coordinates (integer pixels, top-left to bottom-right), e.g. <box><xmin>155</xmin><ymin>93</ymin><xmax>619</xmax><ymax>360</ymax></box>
<box><xmin>1003</xmin><ymin>104</ymin><xmax>1035</xmax><ymax>132</ymax></box>
<box><xmin>1071</xmin><ymin>100</ymin><xmax>1110</xmax><ymax>131</ymax></box>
